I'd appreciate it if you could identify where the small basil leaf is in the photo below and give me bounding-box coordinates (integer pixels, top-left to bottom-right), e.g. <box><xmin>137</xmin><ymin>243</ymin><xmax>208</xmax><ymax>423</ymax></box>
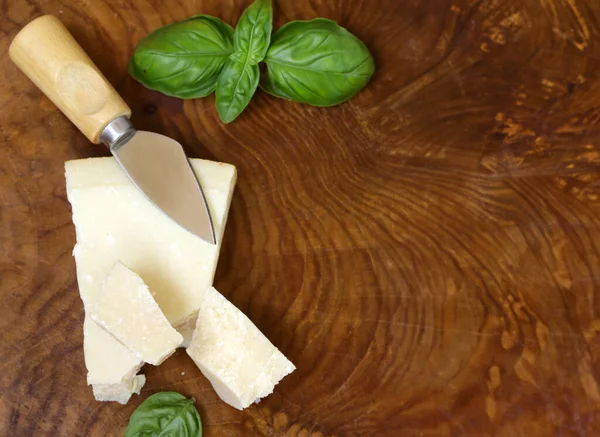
<box><xmin>129</xmin><ymin>15</ymin><xmax>234</xmax><ymax>99</ymax></box>
<box><xmin>233</xmin><ymin>0</ymin><xmax>273</xmax><ymax>65</ymax></box>
<box><xmin>262</xmin><ymin>18</ymin><xmax>375</xmax><ymax>107</ymax></box>
<box><xmin>213</xmin><ymin>0</ymin><xmax>271</xmax><ymax>123</ymax></box>
<box><xmin>215</xmin><ymin>59</ymin><xmax>260</xmax><ymax>123</ymax></box>
<box><xmin>124</xmin><ymin>392</ymin><xmax>202</xmax><ymax>437</ymax></box>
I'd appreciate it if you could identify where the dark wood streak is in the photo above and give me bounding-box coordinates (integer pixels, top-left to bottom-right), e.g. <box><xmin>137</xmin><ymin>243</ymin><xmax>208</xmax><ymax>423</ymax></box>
<box><xmin>2</xmin><ymin>0</ymin><xmax>600</xmax><ymax>435</ymax></box>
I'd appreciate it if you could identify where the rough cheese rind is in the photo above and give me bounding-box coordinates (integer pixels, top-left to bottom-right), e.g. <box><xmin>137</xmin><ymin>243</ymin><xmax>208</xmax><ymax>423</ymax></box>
<box><xmin>92</xmin><ymin>375</ymin><xmax>146</xmax><ymax>405</ymax></box>
<box><xmin>91</xmin><ymin>262</ymin><xmax>183</xmax><ymax>366</ymax></box>
<box><xmin>186</xmin><ymin>287</ymin><xmax>295</xmax><ymax>410</ymax></box>
<box><xmin>66</xmin><ymin>157</ymin><xmax>237</xmax><ymax>402</ymax></box>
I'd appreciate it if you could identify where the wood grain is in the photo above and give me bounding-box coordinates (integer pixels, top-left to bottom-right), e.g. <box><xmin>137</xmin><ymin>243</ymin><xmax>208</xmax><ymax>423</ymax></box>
<box><xmin>2</xmin><ymin>0</ymin><xmax>600</xmax><ymax>436</ymax></box>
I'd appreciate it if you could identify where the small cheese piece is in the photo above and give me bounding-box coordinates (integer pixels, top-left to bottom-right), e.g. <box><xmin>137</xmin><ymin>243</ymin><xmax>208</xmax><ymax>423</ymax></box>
<box><xmin>91</xmin><ymin>262</ymin><xmax>183</xmax><ymax>365</ymax></box>
<box><xmin>186</xmin><ymin>287</ymin><xmax>295</xmax><ymax>410</ymax></box>
<box><xmin>66</xmin><ymin>157</ymin><xmax>237</xmax><ymax>397</ymax></box>
<box><xmin>92</xmin><ymin>375</ymin><xmax>146</xmax><ymax>405</ymax></box>
<box><xmin>83</xmin><ymin>317</ymin><xmax>142</xmax><ymax>385</ymax></box>
<box><xmin>84</xmin><ymin>317</ymin><xmax>144</xmax><ymax>403</ymax></box>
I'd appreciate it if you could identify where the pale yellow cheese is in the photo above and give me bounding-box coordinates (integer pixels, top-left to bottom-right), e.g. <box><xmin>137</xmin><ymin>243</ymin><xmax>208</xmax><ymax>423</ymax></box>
<box><xmin>186</xmin><ymin>287</ymin><xmax>295</xmax><ymax>410</ymax></box>
<box><xmin>84</xmin><ymin>317</ymin><xmax>144</xmax><ymax>403</ymax></box>
<box><xmin>66</xmin><ymin>157</ymin><xmax>237</xmax><ymax>402</ymax></box>
<box><xmin>83</xmin><ymin>317</ymin><xmax>142</xmax><ymax>385</ymax></box>
<box><xmin>66</xmin><ymin>157</ymin><xmax>237</xmax><ymax>323</ymax></box>
<box><xmin>91</xmin><ymin>262</ymin><xmax>183</xmax><ymax>366</ymax></box>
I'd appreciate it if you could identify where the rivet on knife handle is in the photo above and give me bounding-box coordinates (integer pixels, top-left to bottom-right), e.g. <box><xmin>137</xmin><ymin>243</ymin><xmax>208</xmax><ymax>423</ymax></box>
<box><xmin>9</xmin><ymin>15</ymin><xmax>131</xmax><ymax>144</ymax></box>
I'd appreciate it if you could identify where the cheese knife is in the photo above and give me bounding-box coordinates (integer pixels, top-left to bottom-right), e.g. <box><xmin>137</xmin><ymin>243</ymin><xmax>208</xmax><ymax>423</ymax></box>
<box><xmin>9</xmin><ymin>15</ymin><xmax>217</xmax><ymax>245</ymax></box>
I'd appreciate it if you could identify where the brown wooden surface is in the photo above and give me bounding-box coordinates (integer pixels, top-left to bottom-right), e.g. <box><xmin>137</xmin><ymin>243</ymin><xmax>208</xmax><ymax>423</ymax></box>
<box><xmin>2</xmin><ymin>0</ymin><xmax>600</xmax><ymax>436</ymax></box>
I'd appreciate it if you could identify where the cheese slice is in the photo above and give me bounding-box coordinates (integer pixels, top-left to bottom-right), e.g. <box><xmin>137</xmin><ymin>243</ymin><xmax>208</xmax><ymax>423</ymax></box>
<box><xmin>186</xmin><ymin>287</ymin><xmax>295</xmax><ymax>410</ymax></box>
<box><xmin>91</xmin><ymin>262</ymin><xmax>183</xmax><ymax>365</ymax></box>
<box><xmin>66</xmin><ymin>157</ymin><xmax>237</xmax><ymax>402</ymax></box>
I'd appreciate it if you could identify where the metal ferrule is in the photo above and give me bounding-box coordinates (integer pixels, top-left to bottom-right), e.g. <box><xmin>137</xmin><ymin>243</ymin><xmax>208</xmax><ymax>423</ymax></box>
<box><xmin>99</xmin><ymin>116</ymin><xmax>136</xmax><ymax>151</ymax></box>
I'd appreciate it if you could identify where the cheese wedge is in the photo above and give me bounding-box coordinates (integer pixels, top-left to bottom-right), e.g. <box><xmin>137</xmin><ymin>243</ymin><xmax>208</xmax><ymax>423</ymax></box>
<box><xmin>66</xmin><ymin>157</ymin><xmax>237</xmax><ymax>402</ymax></box>
<box><xmin>186</xmin><ymin>287</ymin><xmax>295</xmax><ymax>410</ymax></box>
<box><xmin>91</xmin><ymin>262</ymin><xmax>183</xmax><ymax>365</ymax></box>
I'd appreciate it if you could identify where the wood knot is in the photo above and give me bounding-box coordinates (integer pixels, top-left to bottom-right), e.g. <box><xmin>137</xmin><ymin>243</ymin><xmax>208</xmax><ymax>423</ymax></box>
<box><xmin>143</xmin><ymin>103</ymin><xmax>158</xmax><ymax>114</ymax></box>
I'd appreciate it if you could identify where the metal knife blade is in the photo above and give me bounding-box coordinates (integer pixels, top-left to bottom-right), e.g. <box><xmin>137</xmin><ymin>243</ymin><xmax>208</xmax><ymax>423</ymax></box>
<box><xmin>112</xmin><ymin>130</ymin><xmax>216</xmax><ymax>245</ymax></box>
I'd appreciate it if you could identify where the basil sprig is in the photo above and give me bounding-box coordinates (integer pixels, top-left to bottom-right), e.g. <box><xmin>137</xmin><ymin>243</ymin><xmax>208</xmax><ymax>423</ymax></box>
<box><xmin>124</xmin><ymin>392</ymin><xmax>202</xmax><ymax>437</ymax></box>
<box><xmin>215</xmin><ymin>0</ymin><xmax>272</xmax><ymax>123</ymax></box>
<box><xmin>129</xmin><ymin>1</ymin><xmax>374</xmax><ymax>123</ymax></box>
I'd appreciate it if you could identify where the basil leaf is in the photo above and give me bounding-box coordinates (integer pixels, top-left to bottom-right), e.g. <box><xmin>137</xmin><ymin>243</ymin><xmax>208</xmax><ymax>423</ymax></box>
<box><xmin>262</xmin><ymin>18</ymin><xmax>375</xmax><ymax>107</ymax></box>
<box><xmin>215</xmin><ymin>0</ymin><xmax>272</xmax><ymax>123</ymax></box>
<box><xmin>124</xmin><ymin>392</ymin><xmax>202</xmax><ymax>437</ymax></box>
<box><xmin>129</xmin><ymin>15</ymin><xmax>234</xmax><ymax>99</ymax></box>
<box><xmin>215</xmin><ymin>59</ymin><xmax>260</xmax><ymax>123</ymax></box>
<box><xmin>233</xmin><ymin>0</ymin><xmax>273</xmax><ymax>65</ymax></box>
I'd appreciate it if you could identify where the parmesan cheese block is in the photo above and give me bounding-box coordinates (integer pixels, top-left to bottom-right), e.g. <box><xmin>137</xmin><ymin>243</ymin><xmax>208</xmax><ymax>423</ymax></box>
<box><xmin>91</xmin><ymin>262</ymin><xmax>183</xmax><ymax>366</ymax></box>
<box><xmin>186</xmin><ymin>287</ymin><xmax>295</xmax><ymax>410</ymax></box>
<box><xmin>66</xmin><ymin>157</ymin><xmax>237</xmax><ymax>402</ymax></box>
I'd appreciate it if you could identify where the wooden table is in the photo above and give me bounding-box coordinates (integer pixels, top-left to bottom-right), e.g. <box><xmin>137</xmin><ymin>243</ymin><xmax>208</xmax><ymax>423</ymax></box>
<box><xmin>2</xmin><ymin>0</ymin><xmax>600</xmax><ymax>435</ymax></box>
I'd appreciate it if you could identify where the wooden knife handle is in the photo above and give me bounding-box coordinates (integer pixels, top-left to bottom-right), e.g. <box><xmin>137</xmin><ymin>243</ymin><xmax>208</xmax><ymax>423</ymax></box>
<box><xmin>9</xmin><ymin>15</ymin><xmax>131</xmax><ymax>144</ymax></box>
